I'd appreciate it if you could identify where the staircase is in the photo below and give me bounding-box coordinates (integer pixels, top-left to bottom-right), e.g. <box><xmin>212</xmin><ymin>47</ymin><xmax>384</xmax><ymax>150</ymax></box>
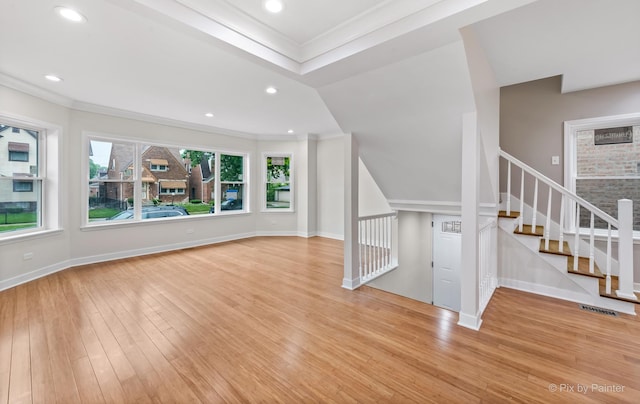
<box><xmin>499</xmin><ymin>209</ymin><xmax>639</xmax><ymax>313</ymax></box>
<box><xmin>499</xmin><ymin>149</ymin><xmax>639</xmax><ymax>315</ymax></box>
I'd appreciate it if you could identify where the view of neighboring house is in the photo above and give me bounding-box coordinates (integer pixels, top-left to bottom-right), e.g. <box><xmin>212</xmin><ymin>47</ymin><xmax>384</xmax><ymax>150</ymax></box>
<box><xmin>0</xmin><ymin>125</ymin><xmax>38</xmax><ymax>212</ymax></box>
<box><xmin>97</xmin><ymin>143</ymin><xmax>190</xmax><ymax>206</ymax></box>
<box><xmin>186</xmin><ymin>156</ymin><xmax>215</xmax><ymax>203</ymax></box>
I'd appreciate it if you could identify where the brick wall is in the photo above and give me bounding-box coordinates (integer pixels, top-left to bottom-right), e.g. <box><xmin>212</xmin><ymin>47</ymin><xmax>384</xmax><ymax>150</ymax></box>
<box><xmin>576</xmin><ymin>126</ymin><xmax>640</xmax><ymax>230</ymax></box>
<box><xmin>576</xmin><ymin>126</ymin><xmax>640</xmax><ymax>176</ymax></box>
<box><xmin>576</xmin><ymin>178</ymin><xmax>640</xmax><ymax>230</ymax></box>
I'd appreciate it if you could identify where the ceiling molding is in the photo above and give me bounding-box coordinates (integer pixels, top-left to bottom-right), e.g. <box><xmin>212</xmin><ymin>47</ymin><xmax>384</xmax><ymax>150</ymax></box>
<box><xmin>0</xmin><ymin>73</ymin><xmax>74</xmax><ymax>108</ymax></box>
<box><xmin>131</xmin><ymin>0</ymin><xmax>490</xmax><ymax>75</ymax></box>
<box><xmin>71</xmin><ymin>101</ymin><xmax>259</xmax><ymax>140</ymax></box>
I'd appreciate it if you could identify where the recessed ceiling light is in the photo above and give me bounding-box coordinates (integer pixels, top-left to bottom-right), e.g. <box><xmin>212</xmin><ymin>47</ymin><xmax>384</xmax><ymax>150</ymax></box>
<box><xmin>287</xmin><ymin>129</ymin><xmax>294</xmax><ymax>134</ymax></box>
<box><xmin>45</xmin><ymin>74</ymin><xmax>63</xmax><ymax>82</ymax></box>
<box><xmin>55</xmin><ymin>6</ymin><xmax>87</xmax><ymax>23</ymax></box>
<box><xmin>264</xmin><ymin>0</ymin><xmax>283</xmax><ymax>13</ymax></box>
<box><xmin>205</xmin><ymin>113</ymin><xmax>214</xmax><ymax>118</ymax></box>
<box><xmin>266</xmin><ymin>86</ymin><xmax>278</xmax><ymax>94</ymax></box>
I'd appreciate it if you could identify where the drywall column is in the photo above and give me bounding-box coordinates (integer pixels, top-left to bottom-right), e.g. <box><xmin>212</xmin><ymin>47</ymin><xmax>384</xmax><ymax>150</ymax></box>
<box><xmin>343</xmin><ymin>133</ymin><xmax>360</xmax><ymax>289</ymax></box>
<box><xmin>297</xmin><ymin>134</ymin><xmax>318</xmax><ymax>237</ymax></box>
<box><xmin>459</xmin><ymin>112</ymin><xmax>481</xmax><ymax>330</ymax></box>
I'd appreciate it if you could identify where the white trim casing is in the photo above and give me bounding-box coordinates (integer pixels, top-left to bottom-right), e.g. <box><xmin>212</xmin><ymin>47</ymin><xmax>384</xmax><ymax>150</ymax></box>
<box><xmin>261</xmin><ymin>152</ymin><xmax>294</xmax><ymax>213</ymax></box>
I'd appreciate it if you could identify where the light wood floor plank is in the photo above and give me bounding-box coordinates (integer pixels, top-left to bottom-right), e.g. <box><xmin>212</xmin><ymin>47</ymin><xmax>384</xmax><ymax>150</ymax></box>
<box><xmin>1</xmin><ymin>236</ymin><xmax>640</xmax><ymax>403</ymax></box>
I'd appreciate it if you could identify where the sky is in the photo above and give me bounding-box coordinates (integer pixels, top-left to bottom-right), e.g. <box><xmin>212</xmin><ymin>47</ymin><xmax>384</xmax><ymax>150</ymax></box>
<box><xmin>90</xmin><ymin>140</ymin><xmax>112</xmax><ymax>168</ymax></box>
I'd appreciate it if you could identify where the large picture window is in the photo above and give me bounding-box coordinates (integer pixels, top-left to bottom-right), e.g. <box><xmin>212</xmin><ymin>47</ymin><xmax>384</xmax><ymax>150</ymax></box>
<box><xmin>0</xmin><ymin>123</ymin><xmax>42</xmax><ymax>235</ymax></box>
<box><xmin>87</xmin><ymin>136</ymin><xmax>248</xmax><ymax>224</ymax></box>
<box><xmin>263</xmin><ymin>153</ymin><xmax>292</xmax><ymax>211</ymax></box>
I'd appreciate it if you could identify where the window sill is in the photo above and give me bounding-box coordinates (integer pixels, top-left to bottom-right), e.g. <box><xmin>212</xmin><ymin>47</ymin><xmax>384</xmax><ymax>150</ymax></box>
<box><xmin>81</xmin><ymin>211</ymin><xmax>252</xmax><ymax>231</ymax></box>
<box><xmin>0</xmin><ymin>228</ymin><xmax>64</xmax><ymax>246</ymax></box>
<box><xmin>261</xmin><ymin>209</ymin><xmax>295</xmax><ymax>213</ymax></box>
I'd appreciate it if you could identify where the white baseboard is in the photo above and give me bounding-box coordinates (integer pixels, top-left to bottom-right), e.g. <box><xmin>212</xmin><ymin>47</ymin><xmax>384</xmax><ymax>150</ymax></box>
<box><xmin>341</xmin><ymin>277</ymin><xmax>361</xmax><ymax>290</ymax></box>
<box><xmin>68</xmin><ymin>232</ymin><xmax>256</xmax><ymax>268</ymax></box>
<box><xmin>316</xmin><ymin>231</ymin><xmax>344</xmax><ymax>241</ymax></box>
<box><xmin>0</xmin><ymin>260</ymin><xmax>71</xmax><ymax>293</ymax></box>
<box><xmin>458</xmin><ymin>311</ymin><xmax>483</xmax><ymax>331</ymax></box>
<box><xmin>499</xmin><ymin>277</ymin><xmax>591</xmax><ymax>305</ymax></box>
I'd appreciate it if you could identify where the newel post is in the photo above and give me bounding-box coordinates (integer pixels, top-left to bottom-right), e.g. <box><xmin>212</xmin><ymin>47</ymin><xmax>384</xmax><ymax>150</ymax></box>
<box><xmin>616</xmin><ymin>199</ymin><xmax>636</xmax><ymax>300</ymax></box>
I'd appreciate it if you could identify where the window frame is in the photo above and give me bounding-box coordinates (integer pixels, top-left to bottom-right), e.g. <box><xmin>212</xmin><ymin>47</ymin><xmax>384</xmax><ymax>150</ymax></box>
<box><xmin>0</xmin><ymin>114</ymin><xmax>61</xmax><ymax>243</ymax></box>
<box><xmin>218</xmin><ymin>152</ymin><xmax>248</xmax><ymax>215</ymax></box>
<box><xmin>83</xmin><ymin>132</ymin><xmax>250</xmax><ymax>227</ymax></box>
<box><xmin>262</xmin><ymin>152</ymin><xmax>294</xmax><ymax>212</ymax></box>
<box><xmin>564</xmin><ymin>112</ymin><xmax>640</xmax><ymax>239</ymax></box>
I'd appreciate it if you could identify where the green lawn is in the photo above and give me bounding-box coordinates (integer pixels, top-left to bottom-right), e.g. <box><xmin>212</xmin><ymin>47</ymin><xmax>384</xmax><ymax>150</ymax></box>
<box><xmin>89</xmin><ymin>208</ymin><xmax>121</xmax><ymax>219</ymax></box>
<box><xmin>179</xmin><ymin>203</ymin><xmax>212</xmax><ymax>215</ymax></box>
<box><xmin>0</xmin><ymin>211</ymin><xmax>37</xmax><ymax>225</ymax></box>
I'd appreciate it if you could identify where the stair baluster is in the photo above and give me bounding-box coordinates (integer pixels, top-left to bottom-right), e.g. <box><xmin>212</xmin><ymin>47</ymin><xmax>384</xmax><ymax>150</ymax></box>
<box><xmin>606</xmin><ymin>223</ymin><xmax>612</xmax><ymax>294</ymax></box>
<box><xmin>506</xmin><ymin>161</ymin><xmax>512</xmax><ymax>216</ymax></box>
<box><xmin>589</xmin><ymin>212</ymin><xmax>595</xmax><ymax>274</ymax></box>
<box><xmin>573</xmin><ymin>204</ymin><xmax>580</xmax><ymax>272</ymax></box>
<box><xmin>519</xmin><ymin>170</ymin><xmax>524</xmax><ymax>232</ymax></box>
<box><xmin>544</xmin><ymin>188</ymin><xmax>552</xmax><ymax>251</ymax></box>
<box><xmin>558</xmin><ymin>194</ymin><xmax>565</xmax><ymax>248</ymax></box>
<box><xmin>531</xmin><ymin>179</ymin><xmax>539</xmax><ymax>233</ymax></box>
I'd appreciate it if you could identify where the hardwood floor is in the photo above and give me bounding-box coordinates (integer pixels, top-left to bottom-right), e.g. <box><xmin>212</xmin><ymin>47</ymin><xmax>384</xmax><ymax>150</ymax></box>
<box><xmin>1</xmin><ymin>236</ymin><xmax>640</xmax><ymax>403</ymax></box>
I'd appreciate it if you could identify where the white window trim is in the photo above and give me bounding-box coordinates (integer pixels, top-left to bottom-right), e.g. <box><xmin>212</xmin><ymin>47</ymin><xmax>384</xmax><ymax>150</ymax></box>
<box><xmin>261</xmin><ymin>152</ymin><xmax>294</xmax><ymax>213</ymax></box>
<box><xmin>218</xmin><ymin>151</ymin><xmax>249</xmax><ymax>215</ymax></box>
<box><xmin>83</xmin><ymin>132</ymin><xmax>250</xmax><ymax>226</ymax></box>
<box><xmin>0</xmin><ymin>112</ymin><xmax>61</xmax><ymax>243</ymax></box>
<box><xmin>564</xmin><ymin>112</ymin><xmax>640</xmax><ymax>237</ymax></box>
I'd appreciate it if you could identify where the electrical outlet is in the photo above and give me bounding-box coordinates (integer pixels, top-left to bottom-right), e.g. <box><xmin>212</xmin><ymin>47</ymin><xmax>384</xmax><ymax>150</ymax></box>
<box><xmin>551</xmin><ymin>156</ymin><xmax>560</xmax><ymax>165</ymax></box>
<box><xmin>23</xmin><ymin>252</ymin><xmax>34</xmax><ymax>260</ymax></box>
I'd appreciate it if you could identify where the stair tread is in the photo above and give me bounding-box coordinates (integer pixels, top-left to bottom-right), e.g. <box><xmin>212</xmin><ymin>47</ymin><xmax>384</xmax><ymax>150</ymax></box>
<box><xmin>498</xmin><ymin>210</ymin><xmax>520</xmax><ymax>219</ymax></box>
<box><xmin>514</xmin><ymin>224</ymin><xmax>544</xmax><ymax>237</ymax></box>
<box><xmin>598</xmin><ymin>276</ymin><xmax>640</xmax><ymax>304</ymax></box>
<box><xmin>540</xmin><ymin>239</ymin><xmax>572</xmax><ymax>257</ymax></box>
<box><xmin>566</xmin><ymin>256</ymin><xmax>603</xmax><ymax>278</ymax></box>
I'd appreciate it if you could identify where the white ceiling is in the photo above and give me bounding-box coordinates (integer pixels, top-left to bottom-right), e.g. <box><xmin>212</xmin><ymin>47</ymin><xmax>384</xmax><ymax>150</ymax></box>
<box><xmin>2</xmin><ymin>0</ymin><xmax>640</xmax><ymax>203</ymax></box>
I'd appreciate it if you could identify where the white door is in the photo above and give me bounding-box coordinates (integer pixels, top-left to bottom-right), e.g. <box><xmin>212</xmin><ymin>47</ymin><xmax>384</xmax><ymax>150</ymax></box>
<box><xmin>432</xmin><ymin>215</ymin><xmax>462</xmax><ymax>312</ymax></box>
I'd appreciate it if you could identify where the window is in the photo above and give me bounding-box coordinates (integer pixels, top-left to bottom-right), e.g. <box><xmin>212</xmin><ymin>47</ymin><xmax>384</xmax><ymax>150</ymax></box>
<box><xmin>86</xmin><ymin>135</ymin><xmax>248</xmax><ymax>224</ymax></box>
<box><xmin>565</xmin><ymin>114</ymin><xmax>640</xmax><ymax>231</ymax></box>
<box><xmin>220</xmin><ymin>154</ymin><xmax>245</xmax><ymax>212</ymax></box>
<box><xmin>0</xmin><ymin>123</ymin><xmax>43</xmax><ymax>235</ymax></box>
<box><xmin>263</xmin><ymin>154</ymin><xmax>292</xmax><ymax>211</ymax></box>
<box><xmin>150</xmin><ymin>159</ymin><xmax>168</xmax><ymax>171</ymax></box>
<box><xmin>13</xmin><ymin>180</ymin><xmax>34</xmax><ymax>192</ymax></box>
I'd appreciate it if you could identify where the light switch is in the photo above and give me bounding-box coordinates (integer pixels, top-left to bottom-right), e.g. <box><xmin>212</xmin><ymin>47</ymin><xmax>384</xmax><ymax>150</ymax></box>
<box><xmin>551</xmin><ymin>156</ymin><xmax>560</xmax><ymax>165</ymax></box>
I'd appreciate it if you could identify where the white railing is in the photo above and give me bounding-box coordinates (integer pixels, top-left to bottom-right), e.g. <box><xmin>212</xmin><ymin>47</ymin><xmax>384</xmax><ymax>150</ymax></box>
<box><xmin>358</xmin><ymin>212</ymin><xmax>398</xmax><ymax>283</ymax></box>
<box><xmin>479</xmin><ymin>218</ymin><xmax>498</xmax><ymax>313</ymax></box>
<box><xmin>500</xmin><ymin>149</ymin><xmax>635</xmax><ymax>299</ymax></box>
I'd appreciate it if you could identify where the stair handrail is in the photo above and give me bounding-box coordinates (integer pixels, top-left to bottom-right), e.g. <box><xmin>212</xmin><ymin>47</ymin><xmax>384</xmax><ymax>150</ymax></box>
<box><xmin>499</xmin><ymin>149</ymin><xmax>619</xmax><ymax>228</ymax></box>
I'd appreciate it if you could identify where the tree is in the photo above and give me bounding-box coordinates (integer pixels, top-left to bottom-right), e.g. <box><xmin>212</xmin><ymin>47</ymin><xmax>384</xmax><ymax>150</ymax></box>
<box><xmin>180</xmin><ymin>150</ymin><xmax>243</xmax><ymax>181</ymax></box>
<box><xmin>220</xmin><ymin>154</ymin><xmax>243</xmax><ymax>182</ymax></box>
<box><xmin>89</xmin><ymin>159</ymin><xmax>100</xmax><ymax>179</ymax></box>
<box><xmin>181</xmin><ymin>150</ymin><xmax>213</xmax><ymax>168</ymax></box>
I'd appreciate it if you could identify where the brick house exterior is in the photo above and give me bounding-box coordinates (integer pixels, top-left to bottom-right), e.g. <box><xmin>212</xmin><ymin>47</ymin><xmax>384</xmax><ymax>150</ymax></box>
<box><xmin>104</xmin><ymin>144</ymin><xmax>189</xmax><ymax>205</ymax></box>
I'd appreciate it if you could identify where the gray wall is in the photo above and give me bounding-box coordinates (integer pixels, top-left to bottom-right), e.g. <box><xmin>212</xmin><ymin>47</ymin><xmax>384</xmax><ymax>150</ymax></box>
<box><xmin>500</xmin><ymin>75</ymin><xmax>640</xmax><ymax>185</ymax></box>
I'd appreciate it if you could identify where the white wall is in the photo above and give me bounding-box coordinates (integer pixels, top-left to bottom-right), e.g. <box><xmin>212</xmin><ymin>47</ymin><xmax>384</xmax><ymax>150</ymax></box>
<box><xmin>368</xmin><ymin>211</ymin><xmax>433</xmax><ymax>303</ymax></box>
<box><xmin>316</xmin><ymin>136</ymin><xmax>345</xmax><ymax>239</ymax></box>
<box><xmin>359</xmin><ymin>159</ymin><xmax>392</xmax><ymax>217</ymax></box>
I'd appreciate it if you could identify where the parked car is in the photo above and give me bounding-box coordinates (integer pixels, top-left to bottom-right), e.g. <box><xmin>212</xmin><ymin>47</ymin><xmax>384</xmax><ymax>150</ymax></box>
<box><xmin>107</xmin><ymin>205</ymin><xmax>190</xmax><ymax>220</ymax></box>
<box><xmin>209</xmin><ymin>199</ymin><xmax>243</xmax><ymax>213</ymax></box>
